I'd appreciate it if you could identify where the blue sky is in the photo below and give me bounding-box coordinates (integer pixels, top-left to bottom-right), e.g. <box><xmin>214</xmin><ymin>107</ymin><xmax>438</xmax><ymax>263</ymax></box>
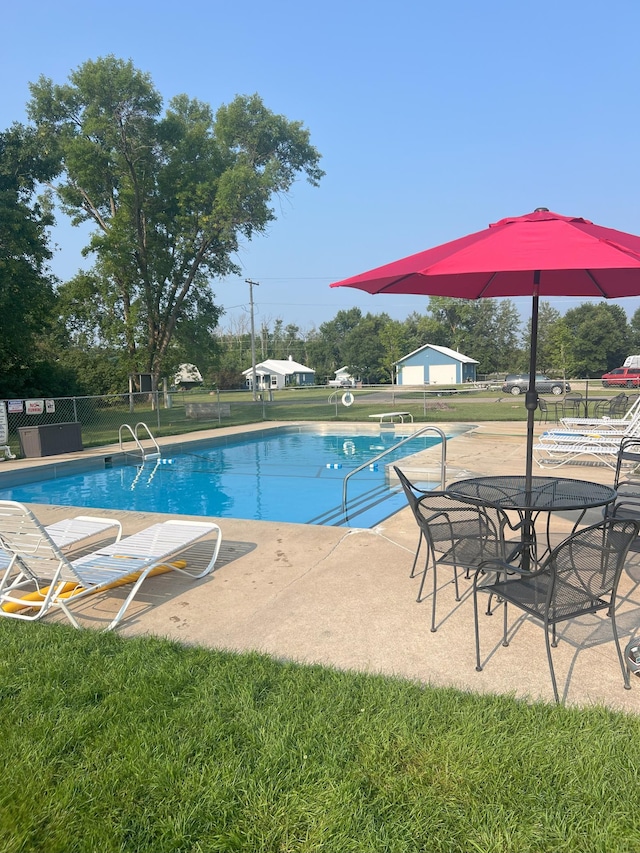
<box><xmin>3</xmin><ymin>0</ymin><xmax>640</xmax><ymax>333</ymax></box>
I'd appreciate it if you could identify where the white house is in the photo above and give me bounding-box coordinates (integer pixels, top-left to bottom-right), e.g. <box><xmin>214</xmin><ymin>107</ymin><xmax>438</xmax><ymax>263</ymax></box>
<box><xmin>328</xmin><ymin>366</ymin><xmax>356</xmax><ymax>387</ymax></box>
<box><xmin>242</xmin><ymin>356</ymin><xmax>316</xmax><ymax>390</ymax></box>
<box><xmin>395</xmin><ymin>344</ymin><xmax>478</xmax><ymax>385</ymax></box>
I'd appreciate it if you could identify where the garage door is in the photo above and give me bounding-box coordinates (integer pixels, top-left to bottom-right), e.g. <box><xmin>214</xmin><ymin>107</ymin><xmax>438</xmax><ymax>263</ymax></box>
<box><xmin>429</xmin><ymin>364</ymin><xmax>457</xmax><ymax>385</ymax></box>
<box><xmin>401</xmin><ymin>365</ymin><xmax>424</xmax><ymax>385</ymax></box>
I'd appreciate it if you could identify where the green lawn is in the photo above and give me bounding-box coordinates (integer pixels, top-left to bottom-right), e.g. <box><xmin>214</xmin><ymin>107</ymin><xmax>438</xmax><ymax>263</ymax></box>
<box><xmin>1</xmin><ymin>621</ymin><xmax>638</xmax><ymax>853</ymax></box>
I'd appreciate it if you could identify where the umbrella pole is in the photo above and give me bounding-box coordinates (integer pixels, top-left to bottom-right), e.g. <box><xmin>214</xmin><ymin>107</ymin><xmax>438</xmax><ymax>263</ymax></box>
<box><xmin>523</xmin><ymin>280</ymin><xmax>540</xmax><ymax>570</ymax></box>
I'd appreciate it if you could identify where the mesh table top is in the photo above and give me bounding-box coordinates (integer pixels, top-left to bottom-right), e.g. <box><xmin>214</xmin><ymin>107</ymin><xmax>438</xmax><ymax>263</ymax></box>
<box><xmin>446</xmin><ymin>475</ymin><xmax>616</xmax><ymax>512</ymax></box>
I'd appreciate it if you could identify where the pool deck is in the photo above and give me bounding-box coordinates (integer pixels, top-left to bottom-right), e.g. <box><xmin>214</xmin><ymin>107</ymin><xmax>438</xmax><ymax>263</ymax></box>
<box><xmin>2</xmin><ymin>420</ymin><xmax>640</xmax><ymax>712</ymax></box>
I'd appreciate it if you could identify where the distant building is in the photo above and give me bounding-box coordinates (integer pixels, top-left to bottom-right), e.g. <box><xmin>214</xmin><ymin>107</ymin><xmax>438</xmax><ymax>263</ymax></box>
<box><xmin>394</xmin><ymin>345</ymin><xmax>478</xmax><ymax>385</ymax></box>
<box><xmin>328</xmin><ymin>366</ymin><xmax>356</xmax><ymax>387</ymax></box>
<box><xmin>173</xmin><ymin>363</ymin><xmax>203</xmax><ymax>389</ymax></box>
<box><xmin>242</xmin><ymin>356</ymin><xmax>316</xmax><ymax>391</ymax></box>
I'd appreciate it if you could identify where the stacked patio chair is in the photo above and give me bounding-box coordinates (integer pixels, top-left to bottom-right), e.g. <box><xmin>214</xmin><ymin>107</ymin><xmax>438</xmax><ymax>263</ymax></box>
<box><xmin>0</xmin><ymin>500</ymin><xmax>222</xmax><ymax>630</ymax></box>
<box><xmin>394</xmin><ymin>466</ymin><xmax>520</xmax><ymax>633</ymax></box>
<box><xmin>561</xmin><ymin>393</ymin><xmax>638</xmax><ymax>429</ymax></box>
<box><xmin>472</xmin><ymin>517</ymin><xmax>640</xmax><ymax>703</ymax></box>
<box><xmin>533</xmin><ymin>405</ymin><xmax>640</xmax><ymax>468</ymax></box>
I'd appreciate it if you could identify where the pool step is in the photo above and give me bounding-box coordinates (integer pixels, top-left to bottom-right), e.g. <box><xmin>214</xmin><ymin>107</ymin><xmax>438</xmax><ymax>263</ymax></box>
<box><xmin>307</xmin><ymin>483</ymin><xmax>406</xmax><ymax>527</ymax></box>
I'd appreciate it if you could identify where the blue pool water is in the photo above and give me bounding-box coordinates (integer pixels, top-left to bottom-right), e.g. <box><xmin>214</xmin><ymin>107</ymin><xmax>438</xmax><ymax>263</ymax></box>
<box><xmin>0</xmin><ymin>427</ymin><xmax>442</xmax><ymax>527</ymax></box>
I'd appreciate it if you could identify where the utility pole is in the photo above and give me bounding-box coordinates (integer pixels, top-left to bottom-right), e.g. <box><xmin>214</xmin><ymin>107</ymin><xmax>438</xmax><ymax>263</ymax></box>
<box><xmin>245</xmin><ymin>279</ymin><xmax>259</xmax><ymax>401</ymax></box>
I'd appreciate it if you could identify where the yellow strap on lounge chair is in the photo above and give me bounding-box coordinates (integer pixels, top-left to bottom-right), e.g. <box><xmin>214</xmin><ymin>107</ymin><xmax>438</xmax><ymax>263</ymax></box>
<box><xmin>1</xmin><ymin>560</ymin><xmax>187</xmax><ymax>613</ymax></box>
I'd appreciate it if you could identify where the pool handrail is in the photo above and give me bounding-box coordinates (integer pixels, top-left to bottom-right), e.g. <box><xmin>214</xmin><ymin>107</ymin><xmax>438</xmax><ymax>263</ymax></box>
<box><xmin>119</xmin><ymin>422</ymin><xmax>161</xmax><ymax>461</ymax></box>
<box><xmin>341</xmin><ymin>425</ymin><xmax>447</xmax><ymax>511</ymax></box>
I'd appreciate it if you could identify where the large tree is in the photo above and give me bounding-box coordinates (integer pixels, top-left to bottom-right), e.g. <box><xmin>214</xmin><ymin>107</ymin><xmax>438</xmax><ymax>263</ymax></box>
<box><xmin>563</xmin><ymin>302</ymin><xmax>630</xmax><ymax>376</ymax></box>
<box><xmin>0</xmin><ymin>124</ymin><xmax>67</xmax><ymax>397</ymax></box>
<box><xmin>27</xmin><ymin>56</ymin><xmax>324</xmax><ymax>387</ymax></box>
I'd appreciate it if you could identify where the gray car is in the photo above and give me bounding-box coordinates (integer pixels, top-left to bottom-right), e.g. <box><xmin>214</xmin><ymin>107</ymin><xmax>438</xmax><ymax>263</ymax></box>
<box><xmin>502</xmin><ymin>373</ymin><xmax>571</xmax><ymax>396</ymax></box>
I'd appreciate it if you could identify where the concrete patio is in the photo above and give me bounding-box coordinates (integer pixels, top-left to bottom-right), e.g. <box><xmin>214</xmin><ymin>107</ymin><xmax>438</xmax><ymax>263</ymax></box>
<box><xmin>3</xmin><ymin>420</ymin><xmax>639</xmax><ymax>712</ymax></box>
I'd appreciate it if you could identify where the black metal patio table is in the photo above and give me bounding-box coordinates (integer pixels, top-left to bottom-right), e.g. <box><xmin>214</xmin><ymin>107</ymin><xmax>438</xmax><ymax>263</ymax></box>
<box><xmin>446</xmin><ymin>475</ymin><xmax>617</xmax><ymax>568</ymax></box>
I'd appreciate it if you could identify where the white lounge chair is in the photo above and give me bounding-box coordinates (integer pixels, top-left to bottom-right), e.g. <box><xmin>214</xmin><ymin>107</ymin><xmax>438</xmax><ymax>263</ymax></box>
<box><xmin>533</xmin><ymin>435</ymin><xmax>622</xmax><ymax>468</ymax></box>
<box><xmin>538</xmin><ymin>407</ymin><xmax>640</xmax><ymax>444</ymax></box>
<box><xmin>560</xmin><ymin>394</ymin><xmax>640</xmax><ymax>430</ymax></box>
<box><xmin>0</xmin><ymin>402</ymin><xmax>15</xmax><ymax>460</ymax></box>
<box><xmin>0</xmin><ymin>504</ymin><xmax>122</xmax><ymax>572</ymax></box>
<box><xmin>0</xmin><ymin>501</ymin><xmax>222</xmax><ymax>630</ymax></box>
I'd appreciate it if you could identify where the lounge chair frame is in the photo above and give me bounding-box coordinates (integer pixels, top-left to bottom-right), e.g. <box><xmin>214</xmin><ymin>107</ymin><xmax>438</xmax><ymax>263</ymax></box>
<box><xmin>0</xmin><ymin>501</ymin><xmax>222</xmax><ymax>630</ymax></box>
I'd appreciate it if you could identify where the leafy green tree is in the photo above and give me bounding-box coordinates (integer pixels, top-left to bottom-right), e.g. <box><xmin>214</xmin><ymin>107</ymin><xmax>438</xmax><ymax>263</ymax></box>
<box><xmin>628</xmin><ymin>306</ymin><xmax>640</xmax><ymax>354</ymax></box>
<box><xmin>379</xmin><ymin>318</ymin><xmax>411</xmax><ymax>383</ymax></box>
<box><xmin>306</xmin><ymin>308</ymin><xmax>363</xmax><ymax>381</ymax></box>
<box><xmin>424</xmin><ymin>296</ymin><xmax>520</xmax><ymax>373</ymax></box>
<box><xmin>27</xmin><ymin>56</ymin><xmax>324</xmax><ymax>389</ymax></box>
<box><xmin>545</xmin><ymin>317</ymin><xmax>576</xmax><ymax>380</ymax></box>
<box><xmin>342</xmin><ymin>313</ymin><xmax>390</xmax><ymax>384</ymax></box>
<box><xmin>563</xmin><ymin>302</ymin><xmax>629</xmax><ymax>376</ymax></box>
<box><xmin>426</xmin><ymin>297</ymin><xmax>476</xmax><ymax>352</ymax></box>
<box><xmin>402</xmin><ymin>311</ymin><xmax>448</xmax><ymax>352</ymax></box>
<box><xmin>0</xmin><ymin>124</ymin><xmax>66</xmax><ymax>397</ymax></box>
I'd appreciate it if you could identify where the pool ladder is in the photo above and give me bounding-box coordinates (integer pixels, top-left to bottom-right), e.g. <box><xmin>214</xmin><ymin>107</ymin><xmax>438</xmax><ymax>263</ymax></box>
<box><xmin>342</xmin><ymin>425</ymin><xmax>447</xmax><ymax>513</ymax></box>
<box><xmin>119</xmin><ymin>422</ymin><xmax>162</xmax><ymax>462</ymax></box>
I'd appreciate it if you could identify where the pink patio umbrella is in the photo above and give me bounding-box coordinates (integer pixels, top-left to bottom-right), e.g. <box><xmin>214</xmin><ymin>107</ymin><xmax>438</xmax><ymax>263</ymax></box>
<box><xmin>330</xmin><ymin>208</ymin><xmax>640</xmax><ymax>489</ymax></box>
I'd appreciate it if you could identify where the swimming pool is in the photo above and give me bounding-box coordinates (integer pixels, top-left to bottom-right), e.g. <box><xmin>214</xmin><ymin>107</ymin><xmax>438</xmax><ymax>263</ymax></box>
<box><xmin>0</xmin><ymin>426</ymin><xmax>446</xmax><ymax>527</ymax></box>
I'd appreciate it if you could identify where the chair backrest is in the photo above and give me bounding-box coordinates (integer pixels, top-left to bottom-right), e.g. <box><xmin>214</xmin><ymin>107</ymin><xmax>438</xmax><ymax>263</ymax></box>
<box><xmin>611</xmin><ymin>438</ymin><xmax>640</xmax><ymax>521</ymax></box>
<box><xmin>608</xmin><ymin>394</ymin><xmax>629</xmax><ymax>417</ymax></box>
<box><xmin>393</xmin><ymin>466</ymin><xmax>427</xmax><ymax>520</ymax></box>
<box><xmin>544</xmin><ymin>518</ymin><xmax>638</xmax><ymax>609</ymax></box>
<box><xmin>0</xmin><ymin>500</ymin><xmax>69</xmax><ymax>581</ymax></box>
<box><xmin>393</xmin><ymin>466</ymin><xmax>507</xmax><ymax>555</ymax></box>
<box><xmin>614</xmin><ymin>437</ymin><xmax>640</xmax><ymax>487</ymax></box>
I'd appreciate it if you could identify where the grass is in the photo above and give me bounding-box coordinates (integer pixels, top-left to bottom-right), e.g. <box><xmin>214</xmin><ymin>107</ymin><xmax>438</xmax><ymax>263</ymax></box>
<box><xmin>1</xmin><ymin>620</ymin><xmax>639</xmax><ymax>852</ymax></box>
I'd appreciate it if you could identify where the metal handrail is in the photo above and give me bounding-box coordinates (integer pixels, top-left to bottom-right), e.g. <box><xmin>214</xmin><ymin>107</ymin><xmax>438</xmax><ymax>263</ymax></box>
<box><xmin>118</xmin><ymin>422</ymin><xmax>161</xmax><ymax>460</ymax></box>
<box><xmin>342</xmin><ymin>425</ymin><xmax>447</xmax><ymax>510</ymax></box>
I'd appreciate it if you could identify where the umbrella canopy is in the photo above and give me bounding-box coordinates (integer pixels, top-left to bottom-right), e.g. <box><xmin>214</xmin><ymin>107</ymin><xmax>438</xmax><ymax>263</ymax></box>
<box><xmin>330</xmin><ymin>209</ymin><xmax>640</xmax><ymax>488</ymax></box>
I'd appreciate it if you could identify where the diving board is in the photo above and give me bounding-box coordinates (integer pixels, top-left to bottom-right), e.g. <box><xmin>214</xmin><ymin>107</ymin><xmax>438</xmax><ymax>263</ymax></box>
<box><xmin>368</xmin><ymin>411</ymin><xmax>414</xmax><ymax>423</ymax></box>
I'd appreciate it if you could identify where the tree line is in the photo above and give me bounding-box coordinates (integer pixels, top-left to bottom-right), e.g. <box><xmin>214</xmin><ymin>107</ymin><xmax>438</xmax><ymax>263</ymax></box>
<box><xmin>2</xmin><ymin>56</ymin><xmax>640</xmax><ymax>397</ymax></box>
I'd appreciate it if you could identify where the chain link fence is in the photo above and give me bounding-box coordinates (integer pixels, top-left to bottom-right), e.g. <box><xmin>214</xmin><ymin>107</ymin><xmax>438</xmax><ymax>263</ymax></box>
<box><xmin>1</xmin><ymin>383</ymin><xmax>508</xmax><ymax>459</ymax></box>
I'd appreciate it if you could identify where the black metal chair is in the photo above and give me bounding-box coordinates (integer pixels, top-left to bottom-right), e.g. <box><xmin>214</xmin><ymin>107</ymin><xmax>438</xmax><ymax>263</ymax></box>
<box><xmin>562</xmin><ymin>393</ymin><xmax>583</xmax><ymax>417</ymax></box>
<box><xmin>537</xmin><ymin>397</ymin><xmax>563</xmax><ymax>423</ymax></box>
<box><xmin>608</xmin><ymin>438</ymin><xmax>640</xmax><ymax>532</ymax></box>
<box><xmin>394</xmin><ymin>466</ymin><xmax>515</xmax><ymax>632</ymax></box>
<box><xmin>594</xmin><ymin>392</ymin><xmax>628</xmax><ymax>419</ymax></box>
<box><xmin>473</xmin><ymin>517</ymin><xmax>639</xmax><ymax>703</ymax></box>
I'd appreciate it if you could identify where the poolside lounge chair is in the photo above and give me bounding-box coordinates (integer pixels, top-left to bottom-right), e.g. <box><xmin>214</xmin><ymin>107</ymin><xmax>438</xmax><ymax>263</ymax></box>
<box><xmin>0</xmin><ymin>501</ymin><xmax>222</xmax><ymax>630</ymax></box>
<box><xmin>0</xmin><ymin>503</ymin><xmax>122</xmax><ymax>572</ymax></box>
<box><xmin>533</xmin><ymin>434</ymin><xmax>623</xmax><ymax>468</ymax></box>
<box><xmin>0</xmin><ymin>402</ymin><xmax>15</xmax><ymax>460</ymax></box>
<box><xmin>472</xmin><ymin>517</ymin><xmax>639</xmax><ymax>703</ymax></box>
<box><xmin>541</xmin><ymin>405</ymin><xmax>640</xmax><ymax>441</ymax></box>
<box><xmin>534</xmin><ymin>406</ymin><xmax>640</xmax><ymax>468</ymax></box>
<box><xmin>560</xmin><ymin>393</ymin><xmax>639</xmax><ymax>429</ymax></box>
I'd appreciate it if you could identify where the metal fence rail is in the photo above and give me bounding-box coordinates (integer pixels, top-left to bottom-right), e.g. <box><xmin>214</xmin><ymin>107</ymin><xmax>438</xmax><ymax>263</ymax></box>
<box><xmin>1</xmin><ymin>385</ymin><xmax>481</xmax><ymax>459</ymax></box>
